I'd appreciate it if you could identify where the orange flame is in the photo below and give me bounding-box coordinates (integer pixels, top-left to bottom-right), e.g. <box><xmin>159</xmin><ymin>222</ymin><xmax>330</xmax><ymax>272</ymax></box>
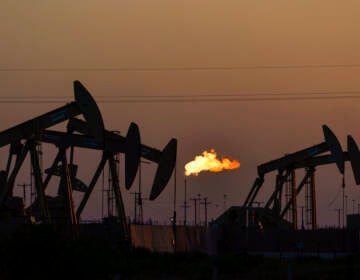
<box><xmin>185</xmin><ymin>149</ymin><xmax>240</xmax><ymax>176</ymax></box>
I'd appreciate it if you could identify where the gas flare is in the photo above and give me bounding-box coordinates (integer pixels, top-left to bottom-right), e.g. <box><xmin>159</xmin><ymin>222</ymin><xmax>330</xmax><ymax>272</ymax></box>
<box><xmin>185</xmin><ymin>149</ymin><xmax>240</xmax><ymax>176</ymax></box>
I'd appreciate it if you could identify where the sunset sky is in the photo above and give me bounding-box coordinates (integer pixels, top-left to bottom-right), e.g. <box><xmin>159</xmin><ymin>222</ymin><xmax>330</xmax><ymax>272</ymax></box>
<box><xmin>2</xmin><ymin>1</ymin><xmax>360</xmax><ymax>226</ymax></box>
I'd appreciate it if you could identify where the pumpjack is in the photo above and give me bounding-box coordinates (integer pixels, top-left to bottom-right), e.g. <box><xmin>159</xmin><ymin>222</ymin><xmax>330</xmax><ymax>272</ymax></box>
<box><xmin>35</xmin><ymin>118</ymin><xmax>176</xmax><ymax>240</ymax></box>
<box><xmin>240</xmin><ymin>125</ymin><xmax>360</xmax><ymax>230</ymax></box>
<box><xmin>0</xmin><ymin>81</ymin><xmax>103</xmax><ymax>224</ymax></box>
<box><xmin>0</xmin><ymin>80</ymin><xmax>177</xmax><ymax>242</ymax></box>
<box><xmin>65</xmin><ymin>117</ymin><xmax>177</xmax><ymax>201</ymax></box>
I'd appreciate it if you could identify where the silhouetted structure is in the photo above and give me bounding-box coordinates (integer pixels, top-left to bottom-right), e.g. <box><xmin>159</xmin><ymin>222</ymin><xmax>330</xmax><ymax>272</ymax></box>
<box><xmin>0</xmin><ymin>80</ymin><xmax>177</xmax><ymax>243</ymax></box>
<box><xmin>242</xmin><ymin>125</ymin><xmax>360</xmax><ymax>230</ymax></box>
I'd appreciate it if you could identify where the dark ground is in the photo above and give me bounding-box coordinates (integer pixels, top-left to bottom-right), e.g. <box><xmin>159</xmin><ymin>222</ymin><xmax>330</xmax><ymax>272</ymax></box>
<box><xmin>0</xmin><ymin>224</ymin><xmax>359</xmax><ymax>280</ymax></box>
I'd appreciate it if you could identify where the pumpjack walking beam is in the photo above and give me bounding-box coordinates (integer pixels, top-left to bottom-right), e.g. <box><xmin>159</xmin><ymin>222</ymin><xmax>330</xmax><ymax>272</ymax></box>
<box><xmin>39</xmin><ymin>124</ymin><xmax>177</xmax><ymax>207</ymax></box>
<box><xmin>0</xmin><ymin>81</ymin><xmax>103</xmax><ymax>148</ymax></box>
<box><xmin>66</xmin><ymin>117</ymin><xmax>177</xmax><ymax>200</ymax></box>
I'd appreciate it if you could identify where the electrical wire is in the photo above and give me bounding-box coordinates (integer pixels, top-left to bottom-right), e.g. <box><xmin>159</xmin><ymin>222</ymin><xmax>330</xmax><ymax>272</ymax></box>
<box><xmin>0</xmin><ymin>94</ymin><xmax>360</xmax><ymax>103</ymax></box>
<box><xmin>2</xmin><ymin>64</ymin><xmax>360</xmax><ymax>72</ymax></box>
<box><xmin>1</xmin><ymin>90</ymin><xmax>360</xmax><ymax>99</ymax></box>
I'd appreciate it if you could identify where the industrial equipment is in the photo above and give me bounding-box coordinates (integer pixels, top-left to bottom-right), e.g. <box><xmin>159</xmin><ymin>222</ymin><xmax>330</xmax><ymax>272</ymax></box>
<box><xmin>242</xmin><ymin>125</ymin><xmax>360</xmax><ymax>230</ymax></box>
<box><xmin>66</xmin><ymin>118</ymin><xmax>177</xmax><ymax>200</ymax></box>
<box><xmin>0</xmin><ymin>81</ymin><xmax>103</xmax><ymax>223</ymax></box>
<box><xmin>0</xmin><ymin>80</ymin><xmax>178</xmax><ymax>244</ymax></box>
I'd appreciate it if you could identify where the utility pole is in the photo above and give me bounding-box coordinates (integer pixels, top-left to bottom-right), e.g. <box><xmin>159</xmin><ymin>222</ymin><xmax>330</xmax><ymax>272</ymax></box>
<box><xmin>138</xmin><ymin>161</ymin><xmax>142</xmax><ymax>224</ymax></box>
<box><xmin>107</xmin><ymin>187</ymin><xmax>114</xmax><ymax>217</ymax></box>
<box><xmin>17</xmin><ymin>183</ymin><xmax>31</xmax><ymax>207</ymax></box>
<box><xmin>172</xmin><ymin>161</ymin><xmax>177</xmax><ymax>228</ymax></box>
<box><xmin>345</xmin><ymin>195</ymin><xmax>348</xmax><ymax>215</ymax></box>
<box><xmin>130</xmin><ymin>192</ymin><xmax>139</xmax><ymax>224</ymax></box>
<box><xmin>138</xmin><ymin>160</ymin><xmax>150</xmax><ymax>225</ymax></box>
<box><xmin>172</xmin><ymin>161</ymin><xmax>177</xmax><ymax>253</ymax></box>
<box><xmin>197</xmin><ymin>194</ymin><xmax>201</xmax><ymax>225</ymax></box>
<box><xmin>106</xmin><ymin>164</ymin><xmax>115</xmax><ymax>217</ymax></box>
<box><xmin>353</xmin><ymin>199</ymin><xmax>355</xmax><ymax>214</ymax></box>
<box><xmin>190</xmin><ymin>195</ymin><xmax>201</xmax><ymax>226</ymax></box>
<box><xmin>345</xmin><ymin>195</ymin><xmax>348</xmax><ymax>228</ymax></box>
<box><xmin>181</xmin><ymin>177</ymin><xmax>190</xmax><ymax>225</ymax></box>
<box><xmin>138</xmin><ymin>192</ymin><xmax>143</xmax><ymax>224</ymax></box>
<box><xmin>200</xmin><ymin>197</ymin><xmax>211</xmax><ymax>226</ymax></box>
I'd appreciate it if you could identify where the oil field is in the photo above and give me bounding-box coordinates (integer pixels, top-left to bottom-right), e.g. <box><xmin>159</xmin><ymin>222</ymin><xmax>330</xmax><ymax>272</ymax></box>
<box><xmin>0</xmin><ymin>81</ymin><xmax>359</xmax><ymax>279</ymax></box>
<box><xmin>4</xmin><ymin>1</ymin><xmax>360</xmax><ymax>279</ymax></box>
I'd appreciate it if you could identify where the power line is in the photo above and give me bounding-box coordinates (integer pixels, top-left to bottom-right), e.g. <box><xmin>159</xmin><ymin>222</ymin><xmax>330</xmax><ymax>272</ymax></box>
<box><xmin>1</xmin><ymin>90</ymin><xmax>360</xmax><ymax>99</ymax></box>
<box><xmin>3</xmin><ymin>64</ymin><xmax>360</xmax><ymax>72</ymax></box>
<box><xmin>1</xmin><ymin>95</ymin><xmax>360</xmax><ymax>103</ymax></box>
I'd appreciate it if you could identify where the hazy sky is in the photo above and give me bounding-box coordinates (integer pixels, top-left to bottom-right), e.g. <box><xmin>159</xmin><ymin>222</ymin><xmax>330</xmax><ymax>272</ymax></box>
<box><xmin>2</xmin><ymin>1</ymin><xmax>360</xmax><ymax>227</ymax></box>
